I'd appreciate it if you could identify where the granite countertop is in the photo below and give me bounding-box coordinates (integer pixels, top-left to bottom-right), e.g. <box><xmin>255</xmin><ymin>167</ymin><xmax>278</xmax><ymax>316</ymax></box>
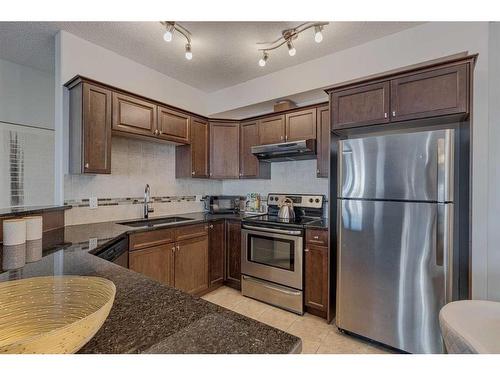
<box><xmin>0</xmin><ymin>211</ymin><xmax>302</xmax><ymax>354</ymax></box>
<box><xmin>0</xmin><ymin>205</ymin><xmax>71</xmax><ymax>218</ymax></box>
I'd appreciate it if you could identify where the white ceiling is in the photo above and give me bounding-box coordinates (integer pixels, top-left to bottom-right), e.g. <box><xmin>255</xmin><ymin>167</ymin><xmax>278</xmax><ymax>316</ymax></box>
<box><xmin>0</xmin><ymin>21</ymin><xmax>422</xmax><ymax>92</ymax></box>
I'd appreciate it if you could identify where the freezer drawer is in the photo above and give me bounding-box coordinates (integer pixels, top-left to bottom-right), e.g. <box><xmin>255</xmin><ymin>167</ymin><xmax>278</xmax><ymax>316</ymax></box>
<box><xmin>336</xmin><ymin>199</ymin><xmax>453</xmax><ymax>353</ymax></box>
<box><xmin>339</xmin><ymin>129</ymin><xmax>454</xmax><ymax>202</ymax></box>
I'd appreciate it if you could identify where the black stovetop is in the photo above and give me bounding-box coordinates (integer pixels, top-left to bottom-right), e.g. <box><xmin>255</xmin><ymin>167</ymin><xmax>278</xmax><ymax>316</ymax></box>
<box><xmin>242</xmin><ymin>214</ymin><xmax>320</xmax><ymax>228</ymax></box>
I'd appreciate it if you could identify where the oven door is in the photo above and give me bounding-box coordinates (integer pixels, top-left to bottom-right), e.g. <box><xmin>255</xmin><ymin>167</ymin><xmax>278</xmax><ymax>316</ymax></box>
<box><xmin>241</xmin><ymin>225</ymin><xmax>303</xmax><ymax>290</ymax></box>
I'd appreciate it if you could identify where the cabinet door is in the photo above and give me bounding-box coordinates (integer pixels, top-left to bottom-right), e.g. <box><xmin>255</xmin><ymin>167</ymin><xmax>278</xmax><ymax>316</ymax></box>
<box><xmin>129</xmin><ymin>244</ymin><xmax>173</xmax><ymax>286</ymax></box>
<box><xmin>225</xmin><ymin>221</ymin><xmax>241</xmax><ymax>289</ymax></box>
<box><xmin>240</xmin><ymin>120</ymin><xmax>270</xmax><ymax>179</ymax></box>
<box><xmin>81</xmin><ymin>83</ymin><xmax>112</xmax><ymax>174</ymax></box>
<box><xmin>316</xmin><ymin>105</ymin><xmax>330</xmax><ymax>178</ymax></box>
<box><xmin>208</xmin><ymin>221</ymin><xmax>225</xmax><ymax>286</ymax></box>
<box><xmin>157</xmin><ymin>106</ymin><xmax>190</xmax><ymax>144</ymax></box>
<box><xmin>390</xmin><ymin>64</ymin><xmax>468</xmax><ymax>122</ymax></box>
<box><xmin>191</xmin><ymin>117</ymin><xmax>210</xmax><ymax>178</ymax></box>
<box><xmin>112</xmin><ymin>92</ymin><xmax>157</xmax><ymax>136</ymax></box>
<box><xmin>209</xmin><ymin>122</ymin><xmax>240</xmax><ymax>179</ymax></box>
<box><xmin>331</xmin><ymin>81</ymin><xmax>390</xmax><ymax>129</ymax></box>
<box><xmin>285</xmin><ymin>108</ymin><xmax>317</xmax><ymax>141</ymax></box>
<box><xmin>304</xmin><ymin>244</ymin><xmax>328</xmax><ymax>312</ymax></box>
<box><xmin>174</xmin><ymin>236</ymin><xmax>209</xmax><ymax>295</ymax></box>
<box><xmin>258</xmin><ymin>115</ymin><xmax>285</xmax><ymax>145</ymax></box>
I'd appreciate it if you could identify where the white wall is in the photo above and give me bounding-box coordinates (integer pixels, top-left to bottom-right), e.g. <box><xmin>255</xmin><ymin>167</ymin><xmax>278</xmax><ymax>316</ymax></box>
<box><xmin>207</xmin><ymin>22</ymin><xmax>495</xmax><ymax>302</ymax></box>
<box><xmin>0</xmin><ymin>58</ymin><xmax>55</xmax><ymax>208</ymax></box>
<box><xmin>0</xmin><ymin>58</ymin><xmax>54</xmax><ymax>129</ymax></box>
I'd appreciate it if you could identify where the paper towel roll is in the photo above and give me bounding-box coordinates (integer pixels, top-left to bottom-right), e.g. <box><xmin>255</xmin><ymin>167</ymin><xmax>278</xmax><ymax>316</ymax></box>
<box><xmin>2</xmin><ymin>243</ymin><xmax>26</xmax><ymax>269</ymax></box>
<box><xmin>3</xmin><ymin>218</ymin><xmax>26</xmax><ymax>245</ymax></box>
<box><xmin>24</xmin><ymin>216</ymin><xmax>43</xmax><ymax>240</ymax></box>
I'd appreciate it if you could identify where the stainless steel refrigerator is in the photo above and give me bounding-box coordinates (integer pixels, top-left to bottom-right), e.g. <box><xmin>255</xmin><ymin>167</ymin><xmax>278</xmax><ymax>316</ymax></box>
<box><xmin>336</xmin><ymin>129</ymin><xmax>456</xmax><ymax>354</ymax></box>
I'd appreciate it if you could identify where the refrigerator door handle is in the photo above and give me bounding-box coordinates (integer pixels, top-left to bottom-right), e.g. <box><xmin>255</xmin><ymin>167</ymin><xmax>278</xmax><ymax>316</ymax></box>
<box><xmin>437</xmin><ymin>130</ymin><xmax>455</xmax><ymax>203</ymax></box>
<box><xmin>437</xmin><ymin>203</ymin><xmax>454</xmax><ymax>304</ymax></box>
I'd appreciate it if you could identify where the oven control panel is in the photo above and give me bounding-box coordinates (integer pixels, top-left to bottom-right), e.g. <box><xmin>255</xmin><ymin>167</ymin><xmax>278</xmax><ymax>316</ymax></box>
<box><xmin>267</xmin><ymin>194</ymin><xmax>324</xmax><ymax>209</ymax></box>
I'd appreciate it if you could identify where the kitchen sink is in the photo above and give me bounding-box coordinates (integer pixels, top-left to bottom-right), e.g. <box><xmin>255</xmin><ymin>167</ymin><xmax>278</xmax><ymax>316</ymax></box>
<box><xmin>117</xmin><ymin>216</ymin><xmax>194</xmax><ymax>227</ymax></box>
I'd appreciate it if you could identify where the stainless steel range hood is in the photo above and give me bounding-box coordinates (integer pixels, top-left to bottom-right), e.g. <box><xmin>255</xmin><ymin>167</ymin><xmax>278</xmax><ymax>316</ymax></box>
<box><xmin>251</xmin><ymin>139</ymin><xmax>316</xmax><ymax>162</ymax></box>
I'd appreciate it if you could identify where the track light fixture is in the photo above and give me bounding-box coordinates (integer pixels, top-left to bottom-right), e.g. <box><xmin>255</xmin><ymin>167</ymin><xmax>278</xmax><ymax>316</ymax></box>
<box><xmin>257</xmin><ymin>22</ymin><xmax>328</xmax><ymax>67</ymax></box>
<box><xmin>258</xmin><ymin>52</ymin><xmax>269</xmax><ymax>67</ymax></box>
<box><xmin>160</xmin><ymin>21</ymin><xmax>193</xmax><ymax>60</ymax></box>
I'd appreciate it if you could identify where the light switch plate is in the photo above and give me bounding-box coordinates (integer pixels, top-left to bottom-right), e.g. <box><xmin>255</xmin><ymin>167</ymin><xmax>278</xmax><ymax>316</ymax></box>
<box><xmin>89</xmin><ymin>197</ymin><xmax>98</xmax><ymax>209</ymax></box>
<box><xmin>89</xmin><ymin>238</ymin><xmax>98</xmax><ymax>250</ymax></box>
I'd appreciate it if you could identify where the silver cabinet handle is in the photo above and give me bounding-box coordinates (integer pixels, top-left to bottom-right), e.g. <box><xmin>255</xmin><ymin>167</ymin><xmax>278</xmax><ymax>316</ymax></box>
<box><xmin>84</xmin><ymin>162</ymin><xmax>89</xmax><ymax>169</ymax></box>
<box><xmin>172</xmin><ymin>246</ymin><xmax>176</xmax><ymax>254</ymax></box>
<box><xmin>280</xmin><ymin>135</ymin><xmax>284</xmax><ymax>140</ymax></box>
<box><xmin>285</xmin><ymin>135</ymin><xmax>288</xmax><ymax>141</ymax></box>
<box><xmin>384</xmin><ymin>112</ymin><xmax>388</xmax><ymax>118</ymax></box>
<box><xmin>305</xmin><ymin>248</ymin><xmax>309</xmax><ymax>252</ymax></box>
<box><xmin>176</xmin><ymin>245</ymin><xmax>180</xmax><ymax>251</ymax></box>
<box><xmin>392</xmin><ymin>110</ymin><xmax>396</xmax><ymax>116</ymax></box>
<box><xmin>191</xmin><ymin>171</ymin><xmax>195</xmax><ymax>176</ymax></box>
<box><xmin>313</xmin><ymin>235</ymin><xmax>319</xmax><ymax>240</ymax></box>
<box><xmin>209</xmin><ymin>224</ymin><xmax>214</xmax><ymax>229</ymax></box>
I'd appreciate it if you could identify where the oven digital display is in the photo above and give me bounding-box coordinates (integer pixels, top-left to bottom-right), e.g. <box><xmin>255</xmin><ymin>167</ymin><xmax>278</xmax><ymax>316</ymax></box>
<box><xmin>286</xmin><ymin>196</ymin><xmax>302</xmax><ymax>204</ymax></box>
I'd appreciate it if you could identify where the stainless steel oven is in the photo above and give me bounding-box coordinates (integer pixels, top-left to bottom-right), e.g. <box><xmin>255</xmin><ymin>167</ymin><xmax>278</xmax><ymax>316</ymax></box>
<box><xmin>241</xmin><ymin>224</ymin><xmax>304</xmax><ymax>314</ymax></box>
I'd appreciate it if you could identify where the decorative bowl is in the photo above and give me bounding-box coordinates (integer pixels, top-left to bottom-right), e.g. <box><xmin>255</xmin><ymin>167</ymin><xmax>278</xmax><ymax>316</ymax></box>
<box><xmin>0</xmin><ymin>276</ymin><xmax>116</xmax><ymax>354</ymax></box>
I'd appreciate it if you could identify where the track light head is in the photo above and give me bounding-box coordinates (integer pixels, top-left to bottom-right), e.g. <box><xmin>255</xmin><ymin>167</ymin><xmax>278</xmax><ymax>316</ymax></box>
<box><xmin>185</xmin><ymin>43</ymin><xmax>193</xmax><ymax>60</ymax></box>
<box><xmin>314</xmin><ymin>25</ymin><xmax>323</xmax><ymax>43</ymax></box>
<box><xmin>258</xmin><ymin>52</ymin><xmax>268</xmax><ymax>67</ymax></box>
<box><xmin>287</xmin><ymin>40</ymin><xmax>296</xmax><ymax>56</ymax></box>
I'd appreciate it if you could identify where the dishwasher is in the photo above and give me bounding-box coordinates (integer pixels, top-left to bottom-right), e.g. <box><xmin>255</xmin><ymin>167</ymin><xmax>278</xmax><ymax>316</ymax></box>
<box><xmin>92</xmin><ymin>237</ymin><xmax>129</xmax><ymax>268</ymax></box>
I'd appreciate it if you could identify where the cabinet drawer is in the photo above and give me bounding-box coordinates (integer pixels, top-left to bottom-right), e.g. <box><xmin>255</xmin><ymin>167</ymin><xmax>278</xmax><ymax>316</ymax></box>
<box><xmin>129</xmin><ymin>228</ymin><xmax>175</xmax><ymax>251</ymax></box>
<box><xmin>306</xmin><ymin>228</ymin><xmax>328</xmax><ymax>246</ymax></box>
<box><xmin>175</xmin><ymin>223</ymin><xmax>208</xmax><ymax>241</ymax></box>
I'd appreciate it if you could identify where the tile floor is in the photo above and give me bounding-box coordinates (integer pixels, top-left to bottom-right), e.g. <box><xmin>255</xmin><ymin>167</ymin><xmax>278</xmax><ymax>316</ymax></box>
<box><xmin>201</xmin><ymin>286</ymin><xmax>394</xmax><ymax>354</ymax></box>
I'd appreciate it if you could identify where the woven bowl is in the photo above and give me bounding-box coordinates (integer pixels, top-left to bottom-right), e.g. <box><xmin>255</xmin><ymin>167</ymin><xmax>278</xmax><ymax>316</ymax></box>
<box><xmin>0</xmin><ymin>276</ymin><xmax>116</xmax><ymax>354</ymax></box>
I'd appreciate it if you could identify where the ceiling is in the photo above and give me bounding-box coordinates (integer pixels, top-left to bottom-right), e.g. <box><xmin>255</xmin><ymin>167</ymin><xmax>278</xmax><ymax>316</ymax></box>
<box><xmin>0</xmin><ymin>21</ymin><xmax>423</xmax><ymax>92</ymax></box>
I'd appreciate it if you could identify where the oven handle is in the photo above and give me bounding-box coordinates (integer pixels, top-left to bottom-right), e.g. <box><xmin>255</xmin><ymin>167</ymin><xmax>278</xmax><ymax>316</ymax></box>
<box><xmin>242</xmin><ymin>276</ymin><xmax>302</xmax><ymax>296</ymax></box>
<box><xmin>241</xmin><ymin>224</ymin><xmax>302</xmax><ymax>236</ymax></box>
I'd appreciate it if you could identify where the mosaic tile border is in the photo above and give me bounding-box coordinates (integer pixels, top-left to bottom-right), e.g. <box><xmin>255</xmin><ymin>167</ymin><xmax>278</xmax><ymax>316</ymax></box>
<box><xmin>65</xmin><ymin>195</ymin><xmax>198</xmax><ymax>208</ymax></box>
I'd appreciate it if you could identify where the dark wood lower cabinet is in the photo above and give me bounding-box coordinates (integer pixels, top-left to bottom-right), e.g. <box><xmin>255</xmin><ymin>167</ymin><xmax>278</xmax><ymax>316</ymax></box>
<box><xmin>209</xmin><ymin>221</ymin><xmax>225</xmax><ymax>287</ymax></box>
<box><xmin>174</xmin><ymin>236</ymin><xmax>209</xmax><ymax>295</ymax></box>
<box><xmin>129</xmin><ymin>244</ymin><xmax>173</xmax><ymax>286</ymax></box>
<box><xmin>225</xmin><ymin>220</ymin><xmax>242</xmax><ymax>290</ymax></box>
<box><xmin>304</xmin><ymin>244</ymin><xmax>328</xmax><ymax>316</ymax></box>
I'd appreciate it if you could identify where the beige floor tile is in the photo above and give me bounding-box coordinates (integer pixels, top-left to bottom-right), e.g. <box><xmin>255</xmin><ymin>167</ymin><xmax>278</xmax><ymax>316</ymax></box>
<box><xmin>258</xmin><ymin>306</ymin><xmax>300</xmax><ymax>331</ymax></box>
<box><xmin>230</xmin><ymin>297</ymin><xmax>272</xmax><ymax>320</ymax></box>
<box><xmin>286</xmin><ymin>313</ymin><xmax>336</xmax><ymax>342</ymax></box>
<box><xmin>201</xmin><ymin>287</ymin><xmax>246</xmax><ymax>309</ymax></box>
<box><xmin>316</xmin><ymin>329</ymin><xmax>391</xmax><ymax>354</ymax></box>
<box><xmin>300</xmin><ymin>340</ymin><xmax>321</xmax><ymax>354</ymax></box>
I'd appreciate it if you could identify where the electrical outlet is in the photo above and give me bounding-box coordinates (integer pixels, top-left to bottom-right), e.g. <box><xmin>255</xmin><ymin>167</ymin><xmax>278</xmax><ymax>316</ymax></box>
<box><xmin>89</xmin><ymin>196</ymin><xmax>98</xmax><ymax>209</ymax></box>
<box><xmin>89</xmin><ymin>238</ymin><xmax>98</xmax><ymax>250</ymax></box>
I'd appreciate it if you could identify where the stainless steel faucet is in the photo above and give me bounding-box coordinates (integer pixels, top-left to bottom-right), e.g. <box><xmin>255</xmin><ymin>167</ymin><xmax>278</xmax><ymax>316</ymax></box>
<box><xmin>144</xmin><ymin>184</ymin><xmax>154</xmax><ymax>219</ymax></box>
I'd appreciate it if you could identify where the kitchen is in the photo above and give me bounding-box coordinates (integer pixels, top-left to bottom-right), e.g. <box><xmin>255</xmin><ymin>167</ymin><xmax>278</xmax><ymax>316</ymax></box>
<box><xmin>1</xmin><ymin>4</ymin><xmax>500</xmax><ymax>372</ymax></box>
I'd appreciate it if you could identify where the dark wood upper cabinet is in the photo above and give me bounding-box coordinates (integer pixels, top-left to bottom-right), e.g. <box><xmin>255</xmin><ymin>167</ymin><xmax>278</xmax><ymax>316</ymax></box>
<box><xmin>129</xmin><ymin>244</ymin><xmax>173</xmax><ymax>286</ymax></box>
<box><xmin>239</xmin><ymin>120</ymin><xmax>271</xmax><ymax>179</ymax></box>
<box><xmin>304</xmin><ymin>243</ymin><xmax>328</xmax><ymax>314</ymax></box>
<box><xmin>390</xmin><ymin>64</ymin><xmax>468</xmax><ymax>122</ymax></box>
<box><xmin>68</xmin><ymin>82</ymin><xmax>112</xmax><ymax>174</ymax></box>
<box><xmin>332</xmin><ymin>81</ymin><xmax>390</xmax><ymax>130</ymax></box>
<box><xmin>285</xmin><ymin>108</ymin><xmax>317</xmax><ymax>141</ymax></box>
<box><xmin>176</xmin><ymin>117</ymin><xmax>210</xmax><ymax>178</ymax></box>
<box><xmin>157</xmin><ymin>106</ymin><xmax>190</xmax><ymax>144</ymax></box>
<box><xmin>316</xmin><ymin>105</ymin><xmax>330</xmax><ymax>178</ymax></box>
<box><xmin>225</xmin><ymin>220</ymin><xmax>241</xmax><ymax>289</ymax></box>
<box><xmin>174</xmin><ymin>236</ymin><xmax>209</xmax><ymax>295</ymax></box>
<box><xmin>209</xmin><ymin>221</ymin><xmax>225</xmax><ymax>287</ymax></box>
<box><xmin>209</xmin><ymin>122</ymin><xmax>240</xmax><ymax>179</ymax></box>
<box><xmin>258</xmin><ymin>115</ymin><xmax>285</xmax><ymax>145</ymax></box>
<box><xmin>112</xmin><ymin>92</ymin><xmax>157</xmax><ymax>136</ymax></box>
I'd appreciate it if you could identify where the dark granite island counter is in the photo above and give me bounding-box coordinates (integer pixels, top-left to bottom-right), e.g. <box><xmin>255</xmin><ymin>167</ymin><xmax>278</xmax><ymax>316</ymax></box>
<box><xmin>0</xmin><ymin>214</ymin><xmax>301</xmax><ymax>354</ymax></box>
